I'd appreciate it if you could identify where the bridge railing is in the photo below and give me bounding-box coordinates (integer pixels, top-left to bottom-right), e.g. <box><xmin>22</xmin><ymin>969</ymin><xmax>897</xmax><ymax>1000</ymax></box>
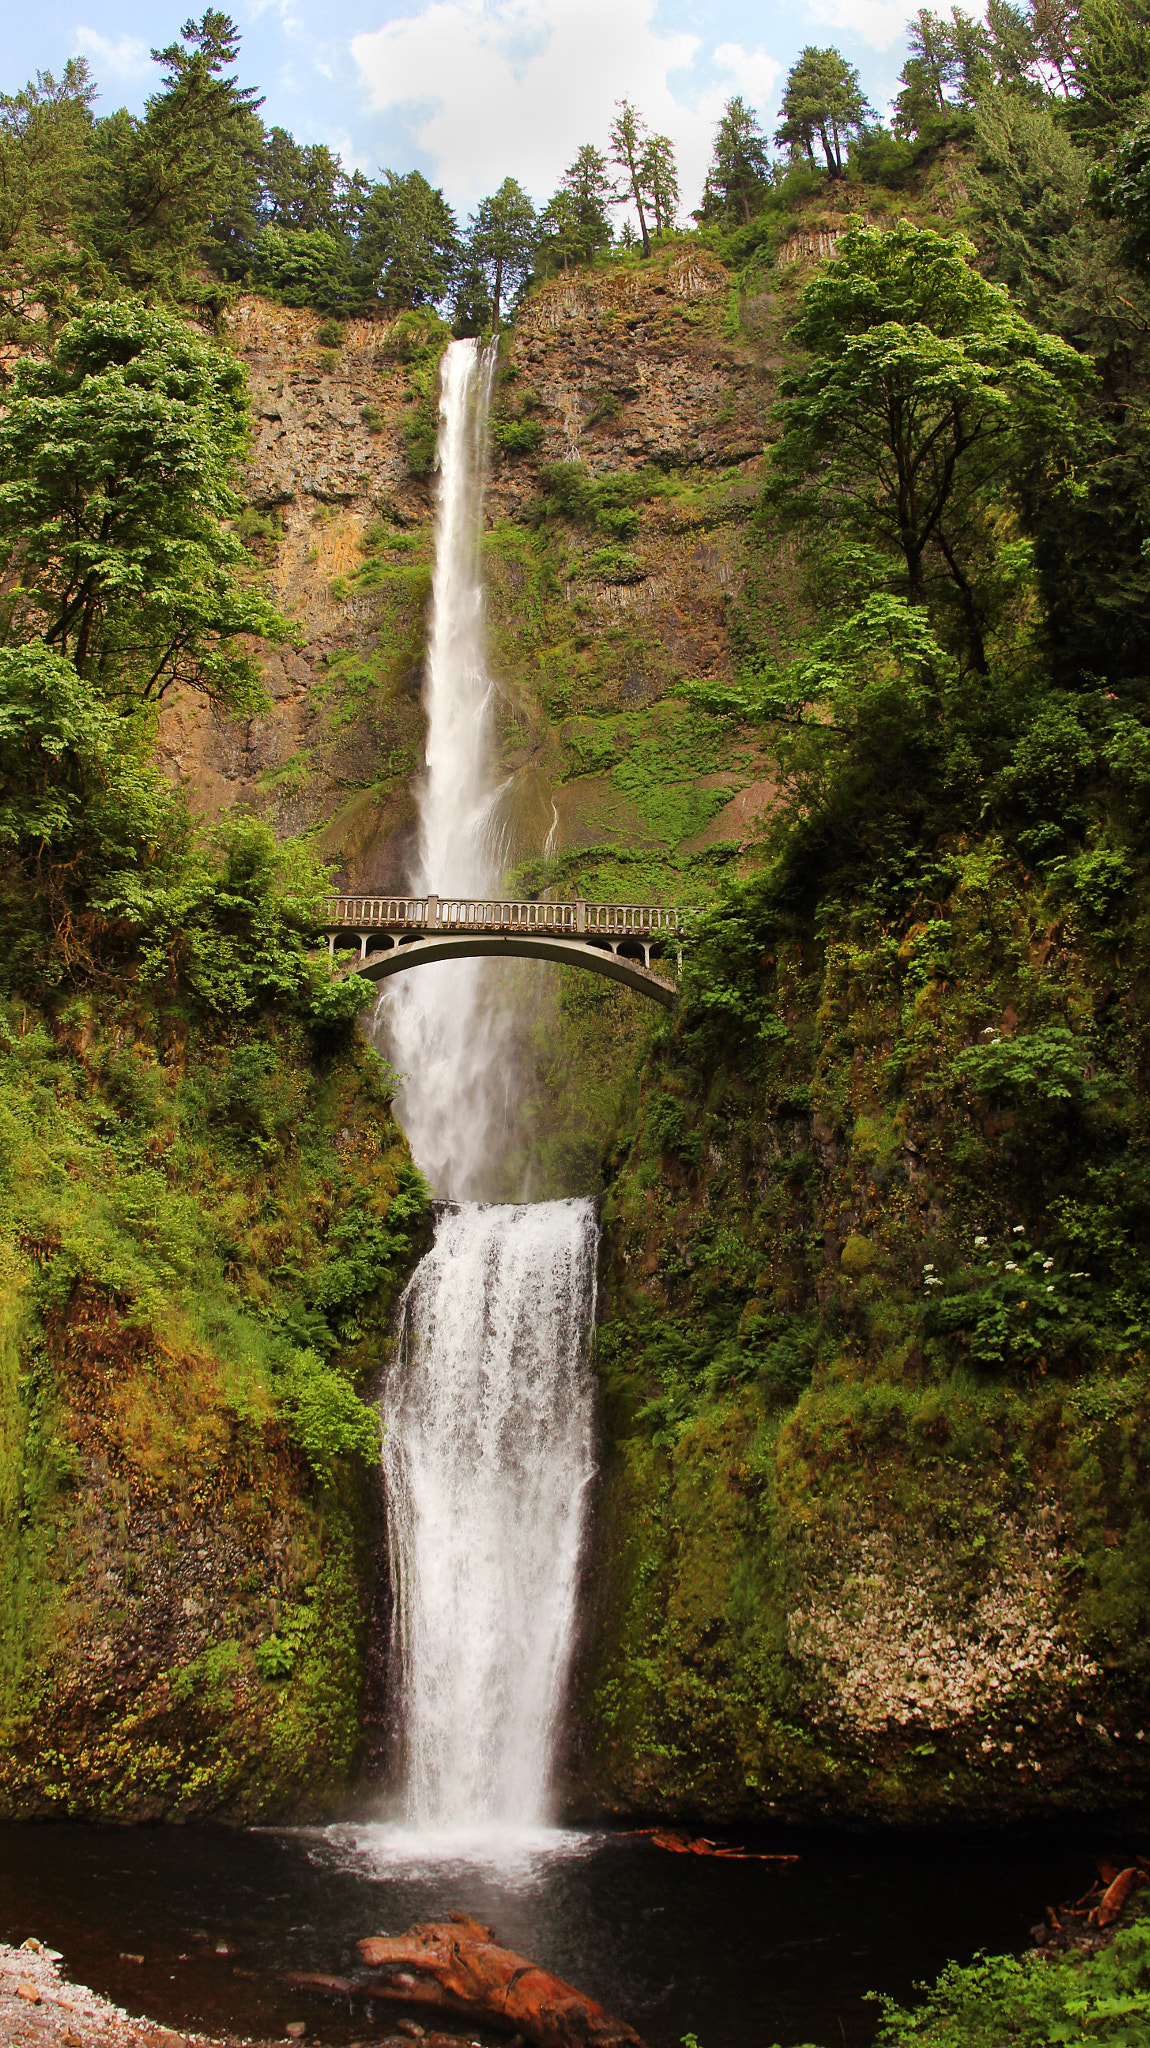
<box><xmin>323</xmin><ymin>895</ymin><xmax>681</xmax><ymax>935</ymax></box>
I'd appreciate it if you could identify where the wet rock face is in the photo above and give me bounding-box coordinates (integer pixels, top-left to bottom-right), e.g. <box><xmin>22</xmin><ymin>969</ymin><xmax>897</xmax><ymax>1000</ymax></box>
<box><xmin>156</xmin><ymin>299</ymin><xmax>433</xmax><ymax>875</ymax></box>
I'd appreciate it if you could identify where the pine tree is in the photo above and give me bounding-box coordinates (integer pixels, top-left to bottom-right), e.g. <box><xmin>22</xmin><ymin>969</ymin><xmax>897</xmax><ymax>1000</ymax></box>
<box><xmin>775</xmin><ymin>47</ymin><xmax>873</xmax><ymax>177</ymax></box>
<box><xmin>609</xmin><ymin>100</ymin><xmax>652</xmax><ymax>257</ymax></box>
<box><xmin>466</xmin><ymin>177</ymin><xmax>537</xmax><ymax>331</ymax></box>
<box><xmin>640</xmin><ymin>133</ymin><xmax>680</xmax><ymax>237</ymax></box>
<box><xmin>702</xmin><ymin>96</ymin><xmax>770</xmax><ymax>224</ymax></box>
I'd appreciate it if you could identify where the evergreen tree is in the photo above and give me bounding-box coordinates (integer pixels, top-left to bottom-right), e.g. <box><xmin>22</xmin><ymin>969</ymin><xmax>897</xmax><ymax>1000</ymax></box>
<box><xmin>775</xmin><ymin>47</ymin><xmax>873</xmax><ymax>176</ymax></box>
<box><xmin>609</xmin><ymin>100</ymin><xmax>653</xmax><ymax>256</ymax></box>
<box><xmin>701</xmin><ymin>97</ymin><xmax>771</xmax><ymax>224</ymax></box>
<box><xmin>0</xmin><ymin>62</ymin><xmax>96</xmax><ymax>344</ymax></box>
<box><xmin>84</xmin><ymin>11</ymin><xmax>264</xmax><ymax>302</ymax></box>
<box><xmin>357</xmin><ymin>169</ymin><xmax>459</xmax><ymax>309</ymax></box>
<box><xmin>466</xmin><ymin>177</ymin><xmax>537</xmax><ymax>331</ymax></box>
<box><xmin>1062</xmin><ymin>0</ymin><xmax>1150</xmax><ymax>151</ymax></box>
<box><xmin>639</xmin><ymin>132</ymin><xmax>680</xmax><ymax>236</ymax></box>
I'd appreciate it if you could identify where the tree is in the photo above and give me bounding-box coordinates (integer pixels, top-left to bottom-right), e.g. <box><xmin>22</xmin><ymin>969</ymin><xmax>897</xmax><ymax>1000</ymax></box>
<box><xmin>609</xmin><ymin>100</ymin><xmax>652</xmax><ymax>256</ymax></box>
<box><xmin>701</xmin><ymin>97</ymin><xmax>770</xmax><ymax>224</ymax></box>
<box><xmin>357</xmin><ymin>169</ymin><xmax>459</xmax><ymax>309</ymax></box>
<box><xmin>538</xmin><ymin>144</ymin><xmax>613</xmax><ymax>273</ymax></box>
<box><xmin>894</xmin><ymin>10</ymin><xmax>963</xmax><ymax>136</ymax></box>
<box><xmin>251</xmin><ymin>225</ymin><xmax>357</xmax><ymax>314</ymax></box>
<box><xmin>0</xmin><ymin>301</ymin><xmax>285</xmax><ymax>709</ymax></box>
<box><xmin>1062</xmin><ymin>0</ymin><xmax>1150</xmax><ymax>151</ymax></box>
<box><xmin>639</xmin><ymin>132</ymin><xmax>679</xmax><ymax>237</ymax></box>
<box><xmin>0</xmin><ymin>63</ymin><xmax>96</xmax><ymax>345</ymax></box>
<box><xmin>765</xmin><ymin>222</ymin><xmax>1090</xmax><ymax>671</ymax></box>
<box><xmin>465</xmin><ymin>177</ymin><xmax>537</xmax><ymax>331</ymax></box>
<box><xmin>83</xmin><ymin>11</ymin><xmax>264</xmax><ymax>301</ymax></box>
<box><xmin>775</xmin><ymin>47</ymin><xmax>873</xmax><ymax>177</ymax></box>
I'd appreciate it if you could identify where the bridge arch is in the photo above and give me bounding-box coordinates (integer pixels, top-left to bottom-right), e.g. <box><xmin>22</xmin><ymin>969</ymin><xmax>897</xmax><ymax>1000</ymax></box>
<box><xmin>340</xmin><ymin>931</ymin><xmax>677</xmax><ymax>1006</ymax></box>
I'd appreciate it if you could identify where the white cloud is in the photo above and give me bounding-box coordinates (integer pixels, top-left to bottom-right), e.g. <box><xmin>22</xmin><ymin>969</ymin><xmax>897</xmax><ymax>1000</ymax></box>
<box><xmin>712</xmin><ymin>41</ymin><xmax>782</xmax><ymax>114</ymax></box>
<box><xmin>809</xmin><ymin>0</ymin><xmax>909</xmax><ymax>53</ymax></box>
<box><xmin>71</xmin><ymin>25</ymin><xmax>152</xmax><ymax>80</ymax></box>
<box><xmin>351</xmin><ymin>0</ymin><xmax>742</xmax><ymax>216</ymax></box>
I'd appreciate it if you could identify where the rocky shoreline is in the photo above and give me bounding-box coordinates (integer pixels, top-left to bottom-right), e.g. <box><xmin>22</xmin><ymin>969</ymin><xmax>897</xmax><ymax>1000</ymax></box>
<box><xmin>0</xmin><ymin>1943</ymin><xmax>263</xmax><ymax>2048</ymax></box>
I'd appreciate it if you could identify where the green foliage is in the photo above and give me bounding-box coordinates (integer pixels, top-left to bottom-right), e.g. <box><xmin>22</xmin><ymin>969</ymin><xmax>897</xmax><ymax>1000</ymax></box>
<box><xmin>358</xmin><ymin>169</ymin><xmax>459</xmax><ymax>311</ymax></box>
<box><xmin>765</xmin><ymin>220</ymin><xmax>1090</xmax><ymax>673</ymax></box>
<box><xmin>493</xmin><ymin>416</ymin><xmax>545</xmax><ymax>456</ymax></box>
<box><xmin>278</xmin><ymin>1349</ymin><xmax>380</xmax><ymax>1470</ymax></box>
<box><xmin>251</xmin><ymin>226</ymin><xmax>356</xmax><ymax>313</ymax></box>
<box><xmin>776</xmin><ymin>46</ymin><xmax>874</xmax><ymax>176</ymax></box>
<box><xmin>0</xmin><ymin>299</ymin><xmax>285</xmax><ymax>709</ymax></box>
<box><xmin>872</xmin><ymin>1909</ymin><xmax>1150</xmax><ymax>2046</ymax></box>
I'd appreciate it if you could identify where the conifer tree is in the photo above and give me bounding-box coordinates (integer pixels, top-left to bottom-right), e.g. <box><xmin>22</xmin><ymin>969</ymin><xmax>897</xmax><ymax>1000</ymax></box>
<box><xmin>702</xmin><ymin>97</ymin><xmax>770</xmax><ymax>224</ymax></box>
<box><xmin>639</xmin><ymin>132</ymin><xmax>680</xmax><ymax>236</ymax></box>
<box><xmin>466</xmin><ymin>177</ymin><xmax>537</xmax><ymax>331</ymax></box>
<box><xmin>775</xmin><ymin>47</ymin><xmax>873</xmax><ymax>176</ymax></box>
<box><xmin>609</xmin><ymin>100</ymin><xmax>652</xmax><ymax>256</ymax></box>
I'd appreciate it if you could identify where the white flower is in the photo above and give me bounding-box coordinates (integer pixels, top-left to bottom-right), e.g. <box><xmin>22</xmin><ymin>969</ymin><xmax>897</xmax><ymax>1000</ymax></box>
<box><xmin>1013</xmin><ymin>1225</ymin><xmax>1025</xmax><ymax>1234</ymax></box>
<box><xmin>1042</xmin><ymin>1259</ymin><xmax>1054</xmax><ymax>1271</ymax></box>
<box><xmin>1005</xmin><ymin>1262</ymin><xmax>1018</xmax><ymax>1272</ymax></box>
<box><xmin>923</xmin><ymin>1262</ymin><xmax>935</xmax><ymax>1272</ymax></box>
<box><xmin>974</xmin><ymin>1235</ymin><xmax>988</xmax><ymax>1247</ymax></box>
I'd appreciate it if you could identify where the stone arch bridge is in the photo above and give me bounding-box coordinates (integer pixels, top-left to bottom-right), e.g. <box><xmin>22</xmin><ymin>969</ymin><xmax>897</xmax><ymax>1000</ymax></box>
<box><xmin>324</xmin><ymin>894</ymin><xmax>682</xmax><ymax>1006</ymax></box>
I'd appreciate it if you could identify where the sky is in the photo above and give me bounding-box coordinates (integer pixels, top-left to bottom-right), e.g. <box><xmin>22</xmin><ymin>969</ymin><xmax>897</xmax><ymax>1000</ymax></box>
<box><xmin>4</xmin><ymin>0</ymin><xmax>914</xmax><ymax>218</ymax></box>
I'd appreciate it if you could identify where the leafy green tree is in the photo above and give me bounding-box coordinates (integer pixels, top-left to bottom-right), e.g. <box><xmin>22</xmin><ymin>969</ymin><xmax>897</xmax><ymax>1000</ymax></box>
<box><xmin>0</xmin><ymin>300</ymin><xmax>285</xmax><ymax>709</ymax></box>
<box><xmin>775</xmin><ymin>47</ymin><xmax>873</xmax><ymax>176</ymax></box>
<box><xmin>465</xmin><ymin>176</ymin><xmax>537</xmax><ymax>331</ymax></box>
<box><xmin>609</xmin><ymin>100</ymin><xmax>653</xmax><ymax>256</ymax></box>
<box><xmin>357</xmin><ymin>168</ymin><xmax>459</xmax><ymax>309</ymax></box>
<box><xmin>250</xmin><ymin>224</ymin><xmax>356</xmax><ymax>313</ymax></box>
<box><xmin>971</xmin><ymin>91</ymin><xmax>1150</xmax><ymax>686</ymax></box>
<box><xmin>0</xmin><ymin>62</ymin><xmax>96</xmax><ymax>345</ymax></box>
<box><xmin>765</xmin><ymin>221</ymin><xmax>1090</xmax><ymax>671</ymax></box>
<box><xmin>639</xmin><ymin>132</ymin><xmax>680</xmax><ymax>236</ymax></box>
<box><xmin>701</xmin><ymin>96</ymin><xmax>770</xmax><ymax>224</ymax></box>
<box><xmin>261</xmin><ymin>129</ymin><xmax>348</xmax><ymax>235</ymax></box>
<box><xmin>83</xmin><ymin>11</ymin><xmax>264</xmax><ymax>303</ymax></box>
<box><xmin>894</xmin><ymin>9</ymin><xmax>963</xmax><ymax>137</ymax></box>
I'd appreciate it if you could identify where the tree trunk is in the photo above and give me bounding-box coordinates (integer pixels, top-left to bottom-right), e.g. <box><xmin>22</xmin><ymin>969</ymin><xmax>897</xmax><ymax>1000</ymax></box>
<box><xmin>493</xmin><ymin>253</ymin><xmax>503</xmax><ymax>333</ymax></box>
<box><xmin>935</xmin><ymin>525</ymin><xmax>988</xmax><ymax>674</ymax></box>
<box><xmin>327</xmin><ymin>1918</ymin><xmax>651</xmax><ymax>2048</ymax></box>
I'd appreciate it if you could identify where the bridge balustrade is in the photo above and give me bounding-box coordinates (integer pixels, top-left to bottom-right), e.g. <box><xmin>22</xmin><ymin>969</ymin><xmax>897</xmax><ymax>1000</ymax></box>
<box><xmin>323</xmin><ymin>896</ymin><xmax>681</xmax><ymax>935</ymax></box>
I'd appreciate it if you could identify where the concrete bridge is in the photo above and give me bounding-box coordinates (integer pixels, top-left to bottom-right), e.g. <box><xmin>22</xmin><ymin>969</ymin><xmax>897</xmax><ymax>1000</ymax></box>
<box><xmin>324</xmin><ymin>894</ymin><xmax>682</xmax><ymax>1006</ymax></box>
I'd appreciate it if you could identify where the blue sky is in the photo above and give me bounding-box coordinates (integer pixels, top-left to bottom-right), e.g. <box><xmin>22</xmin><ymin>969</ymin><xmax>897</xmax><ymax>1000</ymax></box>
<box><xmin>4</xmin><ymin>0</ymin><xmax>913</xmax><ymax>216</ymax></box>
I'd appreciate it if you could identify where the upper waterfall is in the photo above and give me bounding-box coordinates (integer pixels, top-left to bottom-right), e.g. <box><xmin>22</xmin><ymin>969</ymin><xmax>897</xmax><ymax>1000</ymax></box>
<box><xmin>377</xmin><ymin>336</ymin><xmax>510</xmax><ymax>1203</ymax></box>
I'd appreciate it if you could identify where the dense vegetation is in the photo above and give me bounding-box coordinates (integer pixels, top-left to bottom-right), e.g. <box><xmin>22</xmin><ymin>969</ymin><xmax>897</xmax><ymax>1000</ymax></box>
<box><xmin>577</xmin><ymin>0</ymin><xmax>1150</xmax><ymax>1853</ymax></box>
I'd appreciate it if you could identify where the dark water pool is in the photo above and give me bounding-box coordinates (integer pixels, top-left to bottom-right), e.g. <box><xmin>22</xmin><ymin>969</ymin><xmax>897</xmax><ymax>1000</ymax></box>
<box><xmin>0</xmin><ymin>1817</ymin><xmax>1139</xmax><ymax>2047</ymax></box>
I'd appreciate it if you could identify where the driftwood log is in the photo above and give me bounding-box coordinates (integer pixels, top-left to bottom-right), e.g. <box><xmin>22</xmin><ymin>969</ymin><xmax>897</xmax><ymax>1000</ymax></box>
<box><xmin>353</xmin><ymin>1914</ymin><xmax>648</xmax><ymax>2048</ymax></box>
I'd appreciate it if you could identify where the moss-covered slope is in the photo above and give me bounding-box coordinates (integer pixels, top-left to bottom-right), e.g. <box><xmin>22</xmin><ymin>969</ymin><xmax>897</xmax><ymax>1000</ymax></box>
<box><xmin>0</xmin><ymin>994</ymin><xmax>424</xmax><ymax>1820</ymax></box>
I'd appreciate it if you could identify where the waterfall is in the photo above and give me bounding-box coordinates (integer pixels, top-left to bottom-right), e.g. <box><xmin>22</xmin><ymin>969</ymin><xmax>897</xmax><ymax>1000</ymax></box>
<box><xmin>374</xmin><ymin>340</ymin><xmax>598</xmax><ymax>1839</ymax></box>
<box><xmin>383</xmin><ymin>1200</ymin><xmax>597</xmax><ymax>1830</ymax></box>
<box><xmin>379</xmin><ymin>336</ymin><xmax>510</xmax><ymax>1203</ymax></box>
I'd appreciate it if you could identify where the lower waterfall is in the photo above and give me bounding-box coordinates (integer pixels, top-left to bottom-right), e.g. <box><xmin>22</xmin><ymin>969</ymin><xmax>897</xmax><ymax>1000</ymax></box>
<box><xmin>383</xmin><ymin>1199</ymin><xmax>597</xmax><ymax>1831</ymax></box>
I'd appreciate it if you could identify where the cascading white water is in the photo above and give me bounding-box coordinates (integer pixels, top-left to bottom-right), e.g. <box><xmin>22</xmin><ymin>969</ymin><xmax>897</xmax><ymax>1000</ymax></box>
<box><xmin>374</xmin><ymin>340</ymin><xmax>599</xmax><ymax>1841</ymax></box>
<box><xmin>383</xmin><ymin>1200</ymin><xmax>597</xmax><ymax>1830</ymax></box>
<box><xmin>379</xmin><ymin>336</ymin><xmax>511</xmax><ymax>1203</ymax></box>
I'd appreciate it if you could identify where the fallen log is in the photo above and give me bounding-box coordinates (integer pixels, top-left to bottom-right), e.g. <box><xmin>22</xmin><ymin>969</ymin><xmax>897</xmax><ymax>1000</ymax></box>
<box><xmin>357</xmin><ymin>1915</ymin><xmax>648</xmax><ymax>2048</ymax></box>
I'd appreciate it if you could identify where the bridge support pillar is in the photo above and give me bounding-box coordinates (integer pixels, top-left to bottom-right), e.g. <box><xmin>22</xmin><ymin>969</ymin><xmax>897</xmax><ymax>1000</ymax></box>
<box><xmin>427</xmin><ymin>892</ymin><xmax>439</xmax><ymax>929</ymax></box>
<box><xmin>576</xmin><ymin>898</ymin><xmax>586</xmax><ymax>934</ymax></box>
<box><xmin>327</xmin><ymin>933</ymin><xmax>335</xmax><ymax>956</ymax></box>
<box><xmin>359</xmin><ymin>932</ymin><xmax>369</xmax><ymax>960</ymax></box>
